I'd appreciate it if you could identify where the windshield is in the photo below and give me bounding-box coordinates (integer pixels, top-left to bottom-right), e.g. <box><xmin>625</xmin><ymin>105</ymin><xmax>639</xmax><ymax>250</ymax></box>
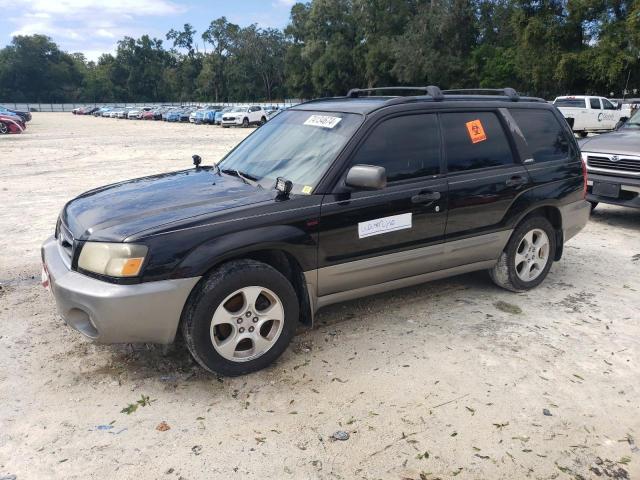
<box><xmin>622</xmin><ymin>110</ymin><xmax>640</xmax><ymax>129</ymax></box>
<box><xmin>218</xmin><ymin>110</ymin><xmax>363</xmax><ymax>193</ymax></box>
<box><xmin>230</xmin><ymin>107</ymin><xmax>246</xmax><ymax>113</ymax></box>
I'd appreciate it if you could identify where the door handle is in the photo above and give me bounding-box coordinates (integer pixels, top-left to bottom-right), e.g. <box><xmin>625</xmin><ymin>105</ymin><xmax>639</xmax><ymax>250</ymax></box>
<box><xmin>505</xmin><ymin>175</ymin><xmax>526</xmax><ymax>187</ymax></box>
<box><xmin>412</xmin><ymin>190</ymin><xmax>441</xmax><ymax>203</ymax></box>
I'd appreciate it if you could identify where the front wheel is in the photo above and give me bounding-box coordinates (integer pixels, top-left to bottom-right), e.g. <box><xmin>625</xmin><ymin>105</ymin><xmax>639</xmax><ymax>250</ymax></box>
<box><xmin>578</xmin><ymin>131</ymin><xmax>588</xmax><ymax>138</ymax></box>
<box><xmin>181</xmin><ymin>260</ymin><xmax>299</xmax><ymax>376</ymax></box>
<box><xmin>0</xmin><ymin>122</ymin><xmax>8</xmax><ymax>134</ymax></box>
<box><xmin>489</xmin><ymin>216</ymin><xmax>556</xmax><ymax>292</ymax></box>
<box><xmin>242</xmin><ymin>117</ymin><xmax>249</xmax><ymax>128</ymax></box>
<box><xmin>260</xmin><ymin>116</ymin><xmax>267</xmax><ymax>125</ymax></box>
<box><xmin>589</xmin><ymin>201</ymin><xmax>598</xmax><ymax>212</ymax></box>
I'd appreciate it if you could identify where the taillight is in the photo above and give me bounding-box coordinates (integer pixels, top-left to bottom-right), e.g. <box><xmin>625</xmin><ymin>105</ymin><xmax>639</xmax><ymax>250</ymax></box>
<box><xmin>580</xmin><ymin>152</ymin><xmax>588</xmax><ymax>199</ymax></box>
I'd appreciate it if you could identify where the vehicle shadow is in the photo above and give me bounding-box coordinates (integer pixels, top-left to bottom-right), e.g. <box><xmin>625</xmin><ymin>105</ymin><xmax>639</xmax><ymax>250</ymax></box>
<box><xmin>589</xmin><ymin>204</ymin><xmax>640</xmax><ymax>231</ymax></box>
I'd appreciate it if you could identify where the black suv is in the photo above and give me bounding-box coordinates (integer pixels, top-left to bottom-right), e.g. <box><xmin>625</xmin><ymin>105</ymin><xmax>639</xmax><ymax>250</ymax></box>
<box><xmin>41</xmin><ymin>86</ymin><xmax>590</xmax><ymax>376</ymax></box>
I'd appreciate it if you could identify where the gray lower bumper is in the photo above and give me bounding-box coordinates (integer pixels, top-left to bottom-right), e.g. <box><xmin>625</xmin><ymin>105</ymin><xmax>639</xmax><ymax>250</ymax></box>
<box><xmin>558</xmin><ymin>199</ymin><xmax>591</xmax><ymax>242</ymax></box>
<box><xmin>41</xmin><ymin>236</ymin><xmax>200</xmax><ymax>344</ymax></box>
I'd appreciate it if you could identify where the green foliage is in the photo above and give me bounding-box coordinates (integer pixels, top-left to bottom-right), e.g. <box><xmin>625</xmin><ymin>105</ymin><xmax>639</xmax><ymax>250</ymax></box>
<box><xmin>0</xmin><ymin>1</ymin><xmax>639</xmax><ymax>102</ymax></box>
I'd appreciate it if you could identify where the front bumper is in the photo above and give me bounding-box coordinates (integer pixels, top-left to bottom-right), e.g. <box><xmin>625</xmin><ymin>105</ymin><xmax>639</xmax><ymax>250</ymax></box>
<box><xmin>586</xmin><ymin>172</ymin><xmax>640</xmax><ymax>209</ymax></box>
<box><xmin>221</xmin><ymin>118</ymin><xmax>241</xmax><ymax>126</ymax></box>
<box><xmin>41</xmin><ymin>236</ymin><xmax>200</xmax><ymax>344</ymax></box>
<box><xmin>558</xmin><ymin>199</ymin><xmax>591</xmax><ymax>242</ymax></box>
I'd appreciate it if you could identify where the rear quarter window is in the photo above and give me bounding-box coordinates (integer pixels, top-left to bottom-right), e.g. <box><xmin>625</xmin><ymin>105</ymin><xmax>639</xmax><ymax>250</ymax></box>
<box><xmin>441</xmin><ymin>111</ymin><xmax>514</xmax><ymax>172</ymax></box>
<box><xmin>510</xmin><ymin>109</ymin><xmax>571</xmax><ymax>163</ymax></box>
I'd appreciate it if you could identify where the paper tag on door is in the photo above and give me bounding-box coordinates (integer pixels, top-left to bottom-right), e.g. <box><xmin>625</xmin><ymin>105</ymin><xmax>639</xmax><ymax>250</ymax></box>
<box><xmin>358</xmin><ymin>213</ymin><xmax>412</xmax><ymax>238</ymax></box>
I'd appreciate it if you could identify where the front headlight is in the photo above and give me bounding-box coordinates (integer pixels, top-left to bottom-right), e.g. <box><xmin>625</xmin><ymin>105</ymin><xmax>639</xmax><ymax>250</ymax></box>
<box><xmin>78</xmin><ymin>242</ymin><xmax>148</xmax><ymax>277</ymax></box>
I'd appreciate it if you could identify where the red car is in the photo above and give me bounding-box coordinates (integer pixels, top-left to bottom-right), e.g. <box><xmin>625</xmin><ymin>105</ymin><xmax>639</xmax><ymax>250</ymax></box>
<box><xmin>142</xmin><ymin>110</ymin><xmax>155</xmax><ymax>120</ymax></box>
<box><xmin>0</xmin><ymin>114</ymin><xmax>25</xmax><ymax>134</ymax></box>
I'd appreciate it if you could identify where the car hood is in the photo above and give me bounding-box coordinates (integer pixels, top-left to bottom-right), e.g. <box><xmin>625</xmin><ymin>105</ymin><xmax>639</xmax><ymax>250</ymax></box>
<box><xmin>62</xmin><ymin>168</ymin><xmax>274</xmax><ymax>242</ymax></box>
<box><xmin>579</xmin><ymin>129</ymin><xmax>640</xmax><ymax>156</ymax></box>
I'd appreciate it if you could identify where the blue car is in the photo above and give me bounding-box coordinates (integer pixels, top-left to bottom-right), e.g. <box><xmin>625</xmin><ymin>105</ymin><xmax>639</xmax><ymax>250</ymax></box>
<box><xmin>0</xmin><ymin>105</ymin><xmax>31</xmax><ymax>123</ymax></box>
<box><xmin>214</xmin><ymin>107</ymin><xmax>233</xmax><ymax>125</ymax></box>
<box><xmin>165</xmin><ymin>109</ymin><xmax>183</xmax><ymax>122</ymax></box>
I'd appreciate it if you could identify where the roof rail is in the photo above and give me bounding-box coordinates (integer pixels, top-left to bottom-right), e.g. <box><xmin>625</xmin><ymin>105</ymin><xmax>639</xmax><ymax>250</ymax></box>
<box><xmin>346</xmin><ymin>86</ymin><xmax>444</xmax><ymax>102</ymax></box>
<box><xmin>441</xmin><ymin>88</ymin><xmax>520</xmax><ymax>101</ymax></box>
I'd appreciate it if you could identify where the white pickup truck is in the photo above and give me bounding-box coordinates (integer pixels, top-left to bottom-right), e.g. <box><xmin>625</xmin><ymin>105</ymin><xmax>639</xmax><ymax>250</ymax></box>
<box><xmin>553</xmin><ymin>95</ymin><xmax>632</xmax><ymax>137</ymax></box>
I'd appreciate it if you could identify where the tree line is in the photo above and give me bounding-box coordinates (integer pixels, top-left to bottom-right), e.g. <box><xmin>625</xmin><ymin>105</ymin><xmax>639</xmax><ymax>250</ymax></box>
<box><xmin>1</xmin><ymin>0</ymin><xmax>639</xmax><ymax>103</ymax></box>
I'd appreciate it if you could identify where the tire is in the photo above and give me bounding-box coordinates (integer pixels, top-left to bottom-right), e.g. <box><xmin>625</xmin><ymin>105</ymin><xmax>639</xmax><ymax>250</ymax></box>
<box><xmin>578</xmin><ymin>131</ymin><xmax>588</xmax><ymax>138</ymax></box>
<box><xmin>589</xmin><ymin>201</ymin><xmax>598</xmax><ymax>212</ymax></box>
<box><xmin>181</xmin><ymin>259</ymin><xmax>299</xmax><ymax>376</ymax></box>
<box><xmin>489</xmin><ymin>215</ymin><xmax>557</xmax><ymax>292</ymax></box>
<box><xmin>260</xmin><ymin>116</ymin><xmax>267</xmax><ymax>125</ymax></box>
<box><xmin>242</xmin><ymin>117</ymin><xmax>249</xmax><ymax>128</ymax></box>
<box><xmin>0</xmin><ymin>122</ymin><xmax>8</xmax><ymax>134</ymax></box>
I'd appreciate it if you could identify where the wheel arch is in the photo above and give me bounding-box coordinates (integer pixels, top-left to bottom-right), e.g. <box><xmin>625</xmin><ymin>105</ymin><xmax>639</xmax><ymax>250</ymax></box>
<box><xmin>512</xmin><ymin>204</ymin><xmax>564</xmax><ymax>261</ymax></box>
<box><xmin>173</xmin><ymin>227</ymin><xmax>316</xmax><ymax>330</ymax></box>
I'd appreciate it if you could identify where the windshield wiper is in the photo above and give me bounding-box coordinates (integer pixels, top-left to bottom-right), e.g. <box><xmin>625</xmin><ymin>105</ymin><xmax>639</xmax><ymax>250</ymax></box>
<box><xmin>221</xmin><ymin>168</ymin><xmax>263</xmax><ymax>188</ymax></box>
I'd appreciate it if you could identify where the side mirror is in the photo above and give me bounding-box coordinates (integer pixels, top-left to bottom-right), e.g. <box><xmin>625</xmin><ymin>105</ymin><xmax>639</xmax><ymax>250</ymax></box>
<box><xmin>345</xmin><ymin>165</ymin><xmax>386</xmax><ymax>190</ymax></box>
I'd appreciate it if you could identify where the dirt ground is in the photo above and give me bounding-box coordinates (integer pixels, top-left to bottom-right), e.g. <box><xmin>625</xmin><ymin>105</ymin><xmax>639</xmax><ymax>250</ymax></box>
<box><xmin>0</xmin><ymin>113</ymin><xmax>639</xmax><ymax>480</ymax></box>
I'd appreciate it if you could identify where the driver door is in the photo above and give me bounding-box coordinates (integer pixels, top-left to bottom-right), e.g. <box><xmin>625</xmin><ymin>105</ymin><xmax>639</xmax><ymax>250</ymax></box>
<box><xmin>317</xmin><ymin>113</ymin><xmax>448</xmax><ymax>297</ymax></box>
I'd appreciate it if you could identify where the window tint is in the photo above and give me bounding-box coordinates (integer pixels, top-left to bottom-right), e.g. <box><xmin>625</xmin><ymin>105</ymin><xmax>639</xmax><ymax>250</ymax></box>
<box><xmin>590</xmin><ymin>98</ymin><xmax>601</xmax><ymax>109</ymax></box>
<box><xmin>554</xmin><ymin>98</ymin><xmax>586</xmax><ymax>108</ymax></box>
<box><xmin>350</xmin><ymin>114</ymin><xmax>441</xmax><ymax>182</ymax></box>
<box><xmin>602</xmin><ymin>99</ymin><xmax>616</xmax><ymax>110</ymax></box>
<box><xmin>441</xmin><ymin>112</ymin><xmax>514</xmax><ymax>172</ymax></box>
<box><xmin>511</xmin><ymin>109</ymin><xmax>570</xmax><ymax>163</ymax></box>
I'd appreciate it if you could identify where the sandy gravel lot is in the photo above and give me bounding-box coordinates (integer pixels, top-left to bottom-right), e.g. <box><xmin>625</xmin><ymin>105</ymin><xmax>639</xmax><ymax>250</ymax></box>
<box><xmin>1</xmin><ymin>113</ymin><xmax>639</xmax><ymax>480</ymax></box>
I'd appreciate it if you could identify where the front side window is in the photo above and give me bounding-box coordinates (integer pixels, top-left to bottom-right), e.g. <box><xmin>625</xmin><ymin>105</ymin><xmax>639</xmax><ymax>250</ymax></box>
<box><xmin>590</xmin><ymin>98</ymin><xmax>601</xmax><ymax>109</ymax></box>
<box><xmin>349</xmin><ymin>114</ymin><xmax>441</xmax><ymax>182</ymax></box>
<box><xmin>511</xmin><ymin>109</ymin><xmax>570</xmax><ymax>162</ymax></box>
<box><xmin>219</xmin><ymin>110</ymin><xmax>363</xmax><ymax>193</ymax></box>
<box><xmin>441</xmin><ymin>112</ymin><xmax>514</xmax><ymax>172</ymax></box>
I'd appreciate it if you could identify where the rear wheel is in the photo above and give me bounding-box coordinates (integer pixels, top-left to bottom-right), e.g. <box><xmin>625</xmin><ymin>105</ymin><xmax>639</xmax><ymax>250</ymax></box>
<box><xmin>181</xmin><ymin>259</ymin><xmax>299</xmax><ymax>376</ymax></box>
<box><xmin>490</xmin><ymin>216</ymin><xmax>556</xmax><ymax>292</ymax></box>
<box><xmin>260</xmin><ymin>116</ymin><xmax>267</xmax><ymax>125</ymax></box>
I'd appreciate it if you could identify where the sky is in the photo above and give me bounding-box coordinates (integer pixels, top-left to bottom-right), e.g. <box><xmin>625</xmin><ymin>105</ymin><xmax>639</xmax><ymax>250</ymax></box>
<box><xmin>1</xmin><ymin>0</ymin><xmax>297</xmax><ymax>60</ymax></box>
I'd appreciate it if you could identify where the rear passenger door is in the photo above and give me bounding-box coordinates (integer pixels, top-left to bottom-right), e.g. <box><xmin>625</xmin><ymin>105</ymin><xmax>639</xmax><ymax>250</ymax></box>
<box><xmin>317</xmin><ymin>113</ymin><xmax>448</xmax><ymax>297</ymax></box>
<box><xmin>441</xmin><ymin>110</ymin><xmax>530</xmax><ymax>267</ymax></box>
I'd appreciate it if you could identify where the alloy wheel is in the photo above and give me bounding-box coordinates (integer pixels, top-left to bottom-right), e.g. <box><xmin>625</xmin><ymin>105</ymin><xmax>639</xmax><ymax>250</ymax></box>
<box><xmin>210</xmin><ymin>286</ymin><xmax>284</xmax><ymax>362</ymax></box>
<box><xmin>515</xmin><ymin>228</ymin><xmax>550</xmax><ymax>282</ymax></box>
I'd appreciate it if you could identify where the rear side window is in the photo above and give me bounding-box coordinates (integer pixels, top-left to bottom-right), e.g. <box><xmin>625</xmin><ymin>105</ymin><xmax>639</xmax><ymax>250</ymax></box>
<box><xmin>441</xmin><ymin>112</ymin><xmax>514</xmax><ymax>172</ymax></box>
<box><xmin>590</xmin><ymin>98</ymin><xmax>601</xmax><ymax>109</ymax></box>
<box><xmin>554</xmin><ymin>98</ymin><xmax>586</xmax><ymax>108</ymax></box>
<box><xmin>350</xmin><ymin>114</ymin><xmax>441</xmax><ymax>182</ymax></box>
<box><xmin>511</xmin><ymin>109</ymin><xmax>570</xmax><ymax>162</ymax></box>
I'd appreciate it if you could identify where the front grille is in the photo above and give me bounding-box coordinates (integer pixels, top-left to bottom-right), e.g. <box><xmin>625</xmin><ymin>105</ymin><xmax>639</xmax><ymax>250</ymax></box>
<box><xmin>587</xmin><ymin>155</ymin><xmax>640</xmax><ymax>175</ymax></box>
<box><xmin>57</xmin><ymin>222</ymin><xmax>74</xmax><ymax>266</ymax></box>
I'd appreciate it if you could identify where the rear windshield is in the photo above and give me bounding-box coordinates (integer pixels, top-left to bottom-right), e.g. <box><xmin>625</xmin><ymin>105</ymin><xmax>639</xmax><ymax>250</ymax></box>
<box><xmin>554</xmin><ymin>98</ymin><xmax>586</xmax><ymax>108</ymax></box>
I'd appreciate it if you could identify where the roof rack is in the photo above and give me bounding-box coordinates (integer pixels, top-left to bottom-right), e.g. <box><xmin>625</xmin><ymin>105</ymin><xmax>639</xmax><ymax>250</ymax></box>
<box><xmin>346</xmin><ymin>86</ymin><xmax>444</xmax><ymax>102</ymax></box>
<box><xmin>441</xmin><ymin>88</ymin><xmax>520</xmax><ymax>102</ymax></box>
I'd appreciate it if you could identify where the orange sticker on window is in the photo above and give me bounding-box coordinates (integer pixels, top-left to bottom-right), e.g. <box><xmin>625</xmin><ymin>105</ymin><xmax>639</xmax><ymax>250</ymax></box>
<box><xmin>465</xmin><ymin>119</ymin><xmax>487</xmax><ymax>144</ymax></box>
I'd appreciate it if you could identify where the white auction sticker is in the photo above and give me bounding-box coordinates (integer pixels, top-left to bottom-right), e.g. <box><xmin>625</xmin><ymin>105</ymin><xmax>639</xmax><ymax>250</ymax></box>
<box><xmin>358</xmin><ymin>213</ymin><xmax>412</xmax><ymax>239</ymax></box>
<box><xmin>304</xmin><ymin>115</ymin><xmax>342</xmax><ymax>129</ymax></box>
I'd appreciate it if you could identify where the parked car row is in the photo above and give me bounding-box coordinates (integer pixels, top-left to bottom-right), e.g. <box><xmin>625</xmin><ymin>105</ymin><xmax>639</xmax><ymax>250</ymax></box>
<box><xmin>76</xmin><ymin>104</ymin><xmax>288</xmax><ymax>128</ymax></box>
<box><xmin>0</xmin><ymin>105</ymin><xmax>31</xmax><ymax>134</ymax></box>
